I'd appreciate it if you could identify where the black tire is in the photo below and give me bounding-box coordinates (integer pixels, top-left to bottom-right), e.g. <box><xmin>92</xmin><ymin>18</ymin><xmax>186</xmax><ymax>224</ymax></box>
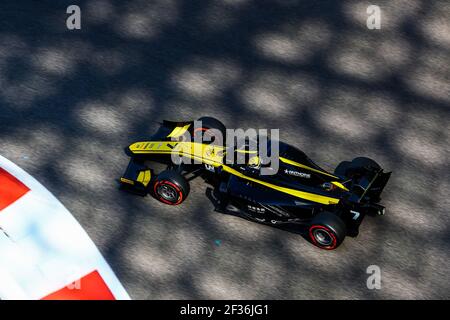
<box><xmin>152</xmin><ymin>170</ymin><xmax>189</xmax><ymax>205</ymax></box>
<box><xmin>351</xmin><ymin>157</ymin><xmax>381</xmax><ymax>170</ymax></box>
<box><xmin>309</xmin><ymin>211</ymin><xmax>346</xmax><ymax>250</ymax></box>
<box><xmin>334</xmin><ymin>160</ymin><xmax>351</xmax><ymax>177</ymax></box>
<box><xmin>335</xmin><ymin>157</ymin><xmax>380</xmax><ymax>178</ymax></box>
<box><xmin>194</xmin><ymin>116</ymin><xmax>226</xmax><ymax>145</ymax></box>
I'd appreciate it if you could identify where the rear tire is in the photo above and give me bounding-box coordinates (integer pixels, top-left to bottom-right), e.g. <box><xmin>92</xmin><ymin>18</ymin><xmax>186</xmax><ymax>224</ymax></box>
<box><xmin>334</xmin><ymin>161</ymin><xmax>351</xmax><ymax>177</ymax></box>
<box><xmin>309</xmin><ymin>211</ymin><xmax>346</xmax><ymax>250</ymax></box>
<box><xmin>152</xmin><ymin>170</ymin><xmax>189</xmax><ymax>205</ymax></box>
<box><xmin>335</xmin><ymin>157</ymin><xmax>380</xmax><ymax>178</ymax></box>
<box><xmin>351</xmin><ymin>157</ymin><xmax>381</xmax><ymax>170</ymax></box>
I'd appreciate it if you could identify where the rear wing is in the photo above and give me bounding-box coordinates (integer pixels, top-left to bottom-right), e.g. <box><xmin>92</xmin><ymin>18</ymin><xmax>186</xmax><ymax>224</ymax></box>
<box><xmin>368</xmin><ymin>171</ymin><xmax>391</xmax><ymax>201</ymax></box>
<box><xmin>349</xmin><ymin>169</ymin><xmax>391</xmax><ymax>203</ymax></box>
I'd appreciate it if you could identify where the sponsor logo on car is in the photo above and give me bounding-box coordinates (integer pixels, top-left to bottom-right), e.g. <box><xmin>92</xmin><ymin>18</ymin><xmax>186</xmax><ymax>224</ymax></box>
<box><xmin>284</xmin><ymin>169</ymin><xmax>311</xmax><ymax>179</ymax></box>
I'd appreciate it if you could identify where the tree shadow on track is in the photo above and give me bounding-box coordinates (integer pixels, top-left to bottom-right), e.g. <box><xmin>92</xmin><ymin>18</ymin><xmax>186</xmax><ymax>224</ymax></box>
<box><xmin>0</xmin><ymin>0</ymin><xmax>449</xmax><ymax>299</ymax></box>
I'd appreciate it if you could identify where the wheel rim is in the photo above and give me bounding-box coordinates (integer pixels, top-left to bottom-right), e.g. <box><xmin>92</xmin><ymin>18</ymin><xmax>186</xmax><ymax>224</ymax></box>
<box><xmin>156</xmin><ymin>182</ymin><xmax>181</xmax><ymax>204</ymax></box>
<box><xmin>309</xmin><ymin>225</ymin><xmax>337</xmax><ymax>249</ymax></box>
<box><xmin>313</xmin><ymin>229</ymin><xmax>333</xmax><ymax>246</ymax></box>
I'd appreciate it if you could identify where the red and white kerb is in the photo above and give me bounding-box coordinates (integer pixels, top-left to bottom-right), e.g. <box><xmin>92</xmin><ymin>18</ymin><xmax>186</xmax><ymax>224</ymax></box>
<box><xmin>0</xmin><ymin>156</ymin><xmax>130</xmax><ymax>300</ymax></box>
<box><xmin>0</xmin><ymin>168</ymin><xmax>30</xmax><ymax>211</ymax></box>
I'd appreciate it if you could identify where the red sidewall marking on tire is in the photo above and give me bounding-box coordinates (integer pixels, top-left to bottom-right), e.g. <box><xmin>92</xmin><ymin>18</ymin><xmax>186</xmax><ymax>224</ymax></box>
<box><xmin>153</xmin><ymin>180</ymin><xmax>183</xmax><ymax>205</ymax></box>
<box><xmin>309</xmin><ymin>225</ymin><xmax>337</xmax><ymax>250</ymax></box>
<box><xmin>194</xmin><ymin>127</ymin><xmax>209</xmax><ymax>141</ymax></box>
<box><xmin>0</xmin><ymin>168</ymin><xmax>30</xmax><ymax>211</ymax></box>
<box><xmin>194</xmin><ymin>127</ymin><xmax>208</xmax><ymax>132</ymax></box>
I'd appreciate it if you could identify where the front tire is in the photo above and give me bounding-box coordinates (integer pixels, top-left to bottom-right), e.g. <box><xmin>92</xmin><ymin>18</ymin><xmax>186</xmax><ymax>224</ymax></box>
<box><xmin>152</xmin><ymin>170</ymin><xmax>189</xmax><ymax>205</ymax></box>
<box><xmin>309</xmin><ymin>211</ymin><xmax>346</xmax><ymax>250</ymax></box>
<box><xmin>194</xmin><ymin>116</ymin><xmax>226</xmax><ymax>145</ymax></box>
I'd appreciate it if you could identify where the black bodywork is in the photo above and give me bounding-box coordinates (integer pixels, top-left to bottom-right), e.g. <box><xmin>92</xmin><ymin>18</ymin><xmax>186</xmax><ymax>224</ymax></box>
<box><xmin>120</xmin><ymin>119</ymin><xmax>391</xmax><ymax>248</ymax></box>
<box><xmin>211</xmin><ymin>144</ymin><xmax>391</xmax><ymax>238</ymax></box>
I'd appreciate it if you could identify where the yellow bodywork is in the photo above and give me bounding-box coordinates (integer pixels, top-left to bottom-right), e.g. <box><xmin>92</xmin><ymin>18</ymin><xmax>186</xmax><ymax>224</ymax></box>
<box><xmin>167</xmin><ymin>124</ymin><xmax>191</xmax><ymax>138</ymax></box>
<box><xmin>331</xmin><ymin>181</ymin><xmax>349</xmax><ymax>191</ymax></box>
<box><xmin>129</xmin><ymin>141</ymin><xmax>342</xmax><ymax>205</ymax></box>
<box><xmin>120</xmin><ymin>177</ymin><xmax>134</xmax><ymax>185</ymax></box>
<box><xmin>279</xmin><ymin>157</ymin><xmax>338</xmax><ymax>179</ymax></box>
<box><xmin>137</xmin><ymin>170</ymin><xmax>152</xmax><ymax>187</ymax></box>
<box><xmin>279</xmin><ymin>157</ymin><xmax>348</xmax><ymax>191</ymax></box>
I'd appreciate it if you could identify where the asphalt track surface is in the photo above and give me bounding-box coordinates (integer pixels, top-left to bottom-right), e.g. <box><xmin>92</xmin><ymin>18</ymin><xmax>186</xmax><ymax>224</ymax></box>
<box><xmin>0</xmin><ymin>1</ymin><xmax>449</xmax><ymax>299</ymax></box>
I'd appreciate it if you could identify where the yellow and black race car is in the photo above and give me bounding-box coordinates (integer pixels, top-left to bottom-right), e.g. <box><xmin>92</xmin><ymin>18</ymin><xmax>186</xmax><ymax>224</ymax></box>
<box><xmin>119</xmin><ymin>117</ymin><xmax>391</xmax><ymax>250</ymax></box>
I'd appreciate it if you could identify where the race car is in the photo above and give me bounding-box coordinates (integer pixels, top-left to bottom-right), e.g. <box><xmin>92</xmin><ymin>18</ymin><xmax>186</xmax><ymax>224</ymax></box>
<box><xmin>119</xmin><ymin>117</ymin><xmax>391</xmax><ymax>250</ymax></box>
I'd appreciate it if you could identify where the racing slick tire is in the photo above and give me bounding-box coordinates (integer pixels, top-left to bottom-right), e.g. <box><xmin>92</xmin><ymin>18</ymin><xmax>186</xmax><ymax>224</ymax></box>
<box><xmin>309</xmin><ymin>211</ymin><xmax>347</xmax><ymax>250</ymax></box>
<box><xmin>152</xmin><ymin>170</ymin><xmax>190</xmax><ymax>205</ymax></box>
<box><xmin>335</xmin><ymin>157</ymin><xmax>380</xmax><ymax>177</ymax></box>
<box><xmin>334</xmin><ymin>160</ymin><xmax>351</xmax><ymax>177</ymax></box>
<box><xmin>194</xmin><ymin>116</ymin><xmax>226</xmax><ymax>145</ymax></box>
<box><xmin>351</xmin><ymin>157</ymin><xmax>381</xmax><ymax>170</ymax></box>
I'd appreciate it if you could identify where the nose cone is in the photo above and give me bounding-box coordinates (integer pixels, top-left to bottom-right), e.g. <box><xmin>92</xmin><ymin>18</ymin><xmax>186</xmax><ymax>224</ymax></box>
<box><xmin>124</xmin><ymin>144</ymin><xmax>135</xmax><ymax>156</ymax></box>
<box><xmin>125</xmin><ymin>142</ymin><xmax>146</xmax><ymax>156</ymax></box>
